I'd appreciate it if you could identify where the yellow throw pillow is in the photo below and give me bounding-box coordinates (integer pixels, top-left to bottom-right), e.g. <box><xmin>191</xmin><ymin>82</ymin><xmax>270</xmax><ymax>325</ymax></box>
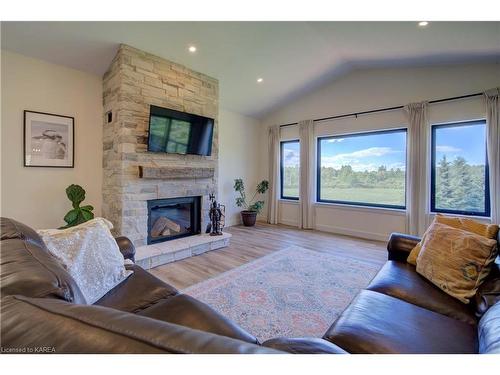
<box><xmin>461</xmin><ymin>218</ymin><xmax>500</xmax><ymax>239</ymax></box>
<box><xmin>407</xmin><ymin>215</ymin><xmax>499</xmax><ymax>266</ymax></box>
<box><xmin>406</xmin><ymin>242</ymin><xmax>420</xmax><ymax>266</ymax></box>
<box><xmin>416</xmin><ymin>222</ymin><xmax>498</xmax><ymax>303</ymax></box>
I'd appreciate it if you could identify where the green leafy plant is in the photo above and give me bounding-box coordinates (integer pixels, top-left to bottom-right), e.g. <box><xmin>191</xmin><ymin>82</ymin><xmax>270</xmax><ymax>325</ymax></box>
<box><xmin>233</xmin><ymin>178</ymin><xmax>269</xmax><ymax>214</ymax></box>
<box><xmin>61</xmin><ymin>184</ymin><xmax>94</xmax><ymax>228</ymax></box>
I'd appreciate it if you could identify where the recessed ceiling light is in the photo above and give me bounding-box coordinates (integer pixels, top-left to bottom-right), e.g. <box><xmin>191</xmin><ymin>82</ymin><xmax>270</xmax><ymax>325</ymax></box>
<box><xmin>188</xmin><ymin>45</ymin><xmax>197</xmax><ymax>53</ymax></box>
<box><xmin>418</xmin><ymin>21</ymin><xmax>429</xmax><ymax>27</ymax></box>
<box><xmin>257</xmin><ymin>78</ymin><xmax>263</xmax><ymax>83</ymax></box>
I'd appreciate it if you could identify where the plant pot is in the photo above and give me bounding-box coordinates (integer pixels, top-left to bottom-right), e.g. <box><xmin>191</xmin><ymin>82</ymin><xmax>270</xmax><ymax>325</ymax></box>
<box><xmin>241</xmin><ymin>210</ymin><xmax>257</xmax><ymax>227</ymax></box>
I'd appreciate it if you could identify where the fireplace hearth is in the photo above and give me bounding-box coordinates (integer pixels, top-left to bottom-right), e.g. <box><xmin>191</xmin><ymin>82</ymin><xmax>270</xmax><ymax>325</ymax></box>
<box><xmin>147</xmin><ymin>196</ymin><xmax>201</xmax><ymax>245</ymax></box>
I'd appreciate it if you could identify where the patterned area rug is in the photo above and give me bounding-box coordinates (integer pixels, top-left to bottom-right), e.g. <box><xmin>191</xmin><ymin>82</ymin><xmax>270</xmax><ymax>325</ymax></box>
<box><xmin>184</xmin><ymin>246</ymin><xmax>382</xmax><ymax>342</ymax></box>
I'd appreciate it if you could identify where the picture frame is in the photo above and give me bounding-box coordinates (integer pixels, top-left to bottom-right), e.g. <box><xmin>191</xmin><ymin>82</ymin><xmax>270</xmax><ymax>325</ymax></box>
<box><xmin>24</xmin><ymin>110</ymin><xmax>74</xmax><ymax>168</ymax></box>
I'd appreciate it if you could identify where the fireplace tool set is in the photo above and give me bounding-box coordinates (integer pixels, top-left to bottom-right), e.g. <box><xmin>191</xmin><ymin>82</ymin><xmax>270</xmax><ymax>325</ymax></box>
<box><xmin>207</xmin><ymin>193</ymin><xmax>225</xmax><ymax>236</ymax></box>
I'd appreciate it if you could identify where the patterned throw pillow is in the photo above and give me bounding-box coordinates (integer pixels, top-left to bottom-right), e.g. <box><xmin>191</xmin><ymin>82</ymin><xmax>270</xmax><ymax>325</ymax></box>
<box><xmin>37</xmin><ymin>218</ymin><xmax>133</xmax><ymax>304</ymax></box>
<box><xmin>407</xmin><ymin>215</ymin><xmax>499</xmax><ymax>266</ymax></box>
<box><xmin>416</xmin><ymin>222</ymin><xmax>498</xmax><ymax>304</ymax></box>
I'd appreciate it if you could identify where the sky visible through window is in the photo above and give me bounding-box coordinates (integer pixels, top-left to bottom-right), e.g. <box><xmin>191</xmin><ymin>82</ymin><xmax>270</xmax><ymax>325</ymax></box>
<box><xmin>434</xmin><ymin>123</ymin><xmax>485</xmax><ymax>166</ymax></box>
<box><xmin>283</xmin><ymin>141</ymin><xmax>300</xmax><ymax>166</ymax></box>
<box><xmin>320</xmin><ymin>131</ymin><xmax>406</xmax><ymax>172</ymax></box>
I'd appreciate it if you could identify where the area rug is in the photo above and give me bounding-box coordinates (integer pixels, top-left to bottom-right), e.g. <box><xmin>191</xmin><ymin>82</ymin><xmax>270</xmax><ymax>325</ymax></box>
<box><xmin>183</xmin><ymin>246</ymin><xmax>382</xmax><ymax>342</ymax></box>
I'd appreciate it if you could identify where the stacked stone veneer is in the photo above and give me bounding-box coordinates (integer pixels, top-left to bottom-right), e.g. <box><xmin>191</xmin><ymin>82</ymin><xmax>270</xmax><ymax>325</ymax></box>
<box><xmin>102</xmin><ymin>44</ymin><xmax>219</xmax><ymax>246</ymax></box>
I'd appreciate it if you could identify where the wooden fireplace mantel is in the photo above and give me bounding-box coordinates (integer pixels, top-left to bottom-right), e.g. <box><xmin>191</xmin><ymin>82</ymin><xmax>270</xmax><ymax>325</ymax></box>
<box><xmin>138</xmin><ymin>165</ymin><xmax>215</xmax><ymax>179</ymax></box>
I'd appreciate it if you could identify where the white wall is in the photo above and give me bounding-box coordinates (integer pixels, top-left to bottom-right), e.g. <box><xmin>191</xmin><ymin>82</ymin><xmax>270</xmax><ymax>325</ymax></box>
<box><xmin>218</xmin><ymin>109</ymin><xmax>262</xmax><ymax>226</ymax></box>
<box><xmin>260</xmin><ymin>63</ymin><xmax>500</xmax><ymax>241</ymax></box>
<box><xmin>1</xmin><ymin>51</ymin><xmax>103</xmax><ymax>229</ymax></box>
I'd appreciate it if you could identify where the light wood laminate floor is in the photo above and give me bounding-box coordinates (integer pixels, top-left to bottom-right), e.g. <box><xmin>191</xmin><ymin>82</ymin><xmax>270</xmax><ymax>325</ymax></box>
<box><xmin>149</xmin><ymin>222</ymin><xmax>387</xmax><ymax>290</ymax></box>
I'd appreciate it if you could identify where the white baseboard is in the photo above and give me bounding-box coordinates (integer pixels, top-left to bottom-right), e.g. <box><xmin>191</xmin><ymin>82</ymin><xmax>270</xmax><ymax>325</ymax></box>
<box><xmin>314</xmin><ymin>223</ymin><xmax>389</xmax><ymax>242</ymax></box>
<box><xmin>234</xmin><ymin>215</ymin><xmax>387</xmax><ymax>242</ymax></box>
<box><xmin>224</xmin><ymin>217</ymin><xmax>242</xmax><ymax>227</ymax></box>
<box><xmin>225</xmin><ymin>215</ymin><xmax>270</xmax><ymax>227</ymax></box>
<box><xmin>279</xmin><ymin>219</ymin><xmax>298</xmax><ymax>227</ymax></box>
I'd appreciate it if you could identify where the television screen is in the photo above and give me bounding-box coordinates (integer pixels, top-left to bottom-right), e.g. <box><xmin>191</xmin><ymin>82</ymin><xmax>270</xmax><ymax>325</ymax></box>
<box><xmin>147</xmin><ymin>105</ymin><xmax>214</xmax><ymax>156</ymax></box>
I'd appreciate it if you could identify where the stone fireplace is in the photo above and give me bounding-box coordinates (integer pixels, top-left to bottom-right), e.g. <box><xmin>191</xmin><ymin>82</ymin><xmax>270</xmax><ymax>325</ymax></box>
<box><xmin>102</xmin><ymin>44</ymin><xmax>219</xmax><ymax>247</ymax></box>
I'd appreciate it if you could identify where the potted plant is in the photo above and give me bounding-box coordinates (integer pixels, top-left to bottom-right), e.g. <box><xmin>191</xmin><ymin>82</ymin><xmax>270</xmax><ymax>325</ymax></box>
<box><xmin>60</xmin><ymin>184</ymin><xmax>94</xmax><ymax>228</ymax></box>
<box><xmin>233</xmin><ymin>178</ymin><xmax>269</xmax><ymax>227</ymax></box>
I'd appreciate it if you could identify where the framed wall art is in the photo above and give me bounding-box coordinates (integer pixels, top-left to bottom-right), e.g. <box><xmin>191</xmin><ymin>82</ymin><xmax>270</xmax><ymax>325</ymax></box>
<box><xmin>24</xmin><ymin>110</ymin><xmax>74</xmax><ymax>168</ymax></box>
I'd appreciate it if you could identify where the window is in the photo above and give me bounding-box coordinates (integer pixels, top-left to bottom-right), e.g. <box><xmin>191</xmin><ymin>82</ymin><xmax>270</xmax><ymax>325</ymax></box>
<box><xmin>317</xmin><ymin>129</ymin><xmax>407</xmax><ymax>209</ymax></box>
<box><xmin>280</xmin><ymin>140</ymin><xmax>300</xmax><ymax>200</ymax></box>
<box><xmin>431</xmin><ymin>120</ymin><xmax>490</xmax><ymax>217</ymax></box>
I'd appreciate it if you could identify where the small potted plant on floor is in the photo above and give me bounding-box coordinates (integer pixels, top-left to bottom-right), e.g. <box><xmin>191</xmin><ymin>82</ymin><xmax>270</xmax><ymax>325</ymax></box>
<box><xmin>233</xmin><ymin>178</ymin><xmax>269</xmax><ymax>227</ymax></box>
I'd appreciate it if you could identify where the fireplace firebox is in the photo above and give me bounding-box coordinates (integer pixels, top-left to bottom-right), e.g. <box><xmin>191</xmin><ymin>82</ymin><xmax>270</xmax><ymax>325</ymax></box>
<box><xmin>147</xmin><ymin>196</ymin><xmax>201</xmax><ymax>245</ymax></box>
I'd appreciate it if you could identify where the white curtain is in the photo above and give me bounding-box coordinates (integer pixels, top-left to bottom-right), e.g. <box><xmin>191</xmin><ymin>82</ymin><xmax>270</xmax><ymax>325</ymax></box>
<box><xmin>298</xmin><ymin>120</ymin><xmax>315</xmax><ymax>229</ymax></box>
<box><xmin>484</xmin><ymin>88</ymin><xmax>500</xmax><ymax>224</ymax></box>
<box><xmin>267</xmin><ymin>125</ymin><xmax>281</xmax><ymax>224</ymax></box>
<box><xmin>404</xmin><ymin>102</ymin><xmax>430</xmax><ymax>236</ymax></box>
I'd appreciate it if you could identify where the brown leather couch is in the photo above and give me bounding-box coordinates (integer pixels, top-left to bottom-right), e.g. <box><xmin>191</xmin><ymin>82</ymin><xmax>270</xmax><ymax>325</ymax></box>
<box><xmin>4</xmin><ymin>216</ymin><xmax>498</xmax><ymax>354</ymax></box>
<box><xmin>264</xmin><ymin>232</ymin><xmax>500</xmax><ymax>354</ymax></box>
<box><xmin>0</xmin><ymin>217</ymin><xmax>280</xmax><ymax>354</ymax></box>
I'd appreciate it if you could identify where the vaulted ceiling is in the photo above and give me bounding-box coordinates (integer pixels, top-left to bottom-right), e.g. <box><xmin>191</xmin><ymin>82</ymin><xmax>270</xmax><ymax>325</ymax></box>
<box><xmin>2</xmin><ymin>22</ymin><xmax>499</xmax><ymax>118</ymax></box>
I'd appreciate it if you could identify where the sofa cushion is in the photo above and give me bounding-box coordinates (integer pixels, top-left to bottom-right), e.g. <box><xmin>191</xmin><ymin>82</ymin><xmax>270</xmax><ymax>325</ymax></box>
<box><xmin>416</xmin><ymin>222</ymin><xmax>498</xmax><ymax>303</ymax></box>
<box><xmin>1</xmin><ymin>216</ymin><xmax>46</xmax><ymax>247</ymax></box>
<box><xmin>1</xmin><ymin>295</ymin><xmax>275</xmax><ymax>354</ymax></box>
<box><xmin>94</xmin><ymin>264</ymin><xmax>177</xmax><ymax>312</ymax></box>
<box><xmin>407</xmin><ymin>215</ymin><xmax>499</xmax><ymax>265</ymax></box>
<box><xmin>137</xmin><ymin>294</ymin><xmax>259</xmax><ymax>345</ymax></box>
<box><xmin>473</xmin><ymin>263</ymin><xmax>500</xmax><ymax>317</ymax></box>
<box><xmin>478</xmin><ymin>301</ymin><xmax>500</xmax><ymax>353</ymax></box>
<box><xmin>367</xmin><ymin>261</ymin><xmax>476</xmax><ymax>324</ymax></box>
<box><xmin>262</xmin><ymin>337</ymin><xmax>348</xmax><ymax>354</ymax></box>
<box><xmin>0</xmin><ymin>217</ymin><xmax>85</xmax><ymax>304</ymax></box>
<box><xmin>323</xmin><ymin>290</ymin><xmax>477</xmax><ymax>354</ymax></box>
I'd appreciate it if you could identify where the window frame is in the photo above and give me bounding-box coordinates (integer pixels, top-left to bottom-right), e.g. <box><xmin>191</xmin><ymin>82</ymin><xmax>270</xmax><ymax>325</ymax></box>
<box><xmin>430</xmin><ymin>119</ymin><xmax>490</xmax><ymax>217</ymax></box>
<box><xmin>280</xmin><ymin>139</ymin><xmax>300</xmax><ymax>201</ymax></box>
<box><xmin>316</xmin><ymin>128</ymin><xmax>408</xmax><ymax>210</ymax></box>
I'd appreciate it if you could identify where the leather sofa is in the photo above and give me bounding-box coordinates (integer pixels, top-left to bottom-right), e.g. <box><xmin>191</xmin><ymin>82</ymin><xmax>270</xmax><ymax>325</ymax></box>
<box><xmin>3</xmin><ymin>216</ymin><xmax>498</xmax><ymax>354</ymax></box>
<box><xmin>264</xmin><ymin>232</ymin><xmax>500</xmax><ymax>354</ymax></box>
<box><xmin>0</xmin><ymin>217</ymin><xmax>279</xmax><ymax>354</ymax></box>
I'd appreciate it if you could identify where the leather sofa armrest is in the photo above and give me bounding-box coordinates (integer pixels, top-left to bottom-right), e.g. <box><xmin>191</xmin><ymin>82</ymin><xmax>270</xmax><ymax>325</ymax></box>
<box><xmin>387</xmin><ymin>232</ymin><xmax>420</xmax><ymax>262</ymax></box>
<box><xmin>115</xmin><ymin>236</ymin><xmax>135</xmax><ymax>262</ymax></box>
<box><xmin>262</xmin><ymin>337</ymin><xmax>348</xmax><ymax>354</ymax></box>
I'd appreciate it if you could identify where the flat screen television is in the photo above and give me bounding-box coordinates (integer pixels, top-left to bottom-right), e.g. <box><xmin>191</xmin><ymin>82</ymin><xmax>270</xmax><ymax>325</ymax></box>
<box><xmin>147</xmin><ymin>105</ymin><xmax>214</xmax><ymax>156</ymax></box>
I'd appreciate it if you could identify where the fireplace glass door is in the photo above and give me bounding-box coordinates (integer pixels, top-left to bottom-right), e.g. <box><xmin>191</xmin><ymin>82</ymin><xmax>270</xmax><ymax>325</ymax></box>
<box><xmin>147</xmin><ymin>196</ymin><xmax>201</xmax><ymax>244</ymax></box>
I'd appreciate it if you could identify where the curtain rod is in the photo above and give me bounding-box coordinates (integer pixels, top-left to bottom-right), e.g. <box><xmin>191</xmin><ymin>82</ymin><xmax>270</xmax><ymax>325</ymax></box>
<box><xmin>278</xmin><ymin>92</ymin><xmax>484</xmax><ymax>128</ymax></box>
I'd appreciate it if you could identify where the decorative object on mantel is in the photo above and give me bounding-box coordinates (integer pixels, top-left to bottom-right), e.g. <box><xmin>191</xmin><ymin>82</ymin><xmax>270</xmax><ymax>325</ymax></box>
<box><xmin>138</xmin><ymin>165</ymin><xmax>215</xmax><ymax>179</ymax></box>
<box><xmin>233</xmin><ymin>178</ymin><xmax>269</xmax><ymax>227</ymax></box>
<box><xmin>24</xmin><ymin>110</ymin><xmax>74</xmax><ymax>168</ymax></box>
<box><xmin>207</xmin><ymin>193</ymin><xmax>225</xmax><ymax>236</ymax></box>
<box><xmin>60</xmin><ymin>184</ymin><xmax>94</xmax><ymax>228</ymax></box>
